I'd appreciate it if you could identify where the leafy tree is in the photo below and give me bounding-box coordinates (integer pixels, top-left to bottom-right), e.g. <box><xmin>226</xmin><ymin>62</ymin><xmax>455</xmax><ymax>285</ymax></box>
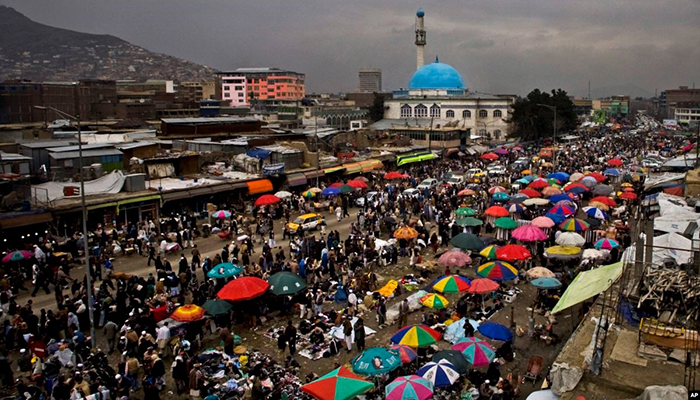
<box><xmin>368</xmin><ymin>93</ymin><xmax>385</xmax><ymax>122</ymax></box>
<box><xmin>508</xmin><ymin>88</ymin><xmax>577</xmax><ymax>141</ymax></box>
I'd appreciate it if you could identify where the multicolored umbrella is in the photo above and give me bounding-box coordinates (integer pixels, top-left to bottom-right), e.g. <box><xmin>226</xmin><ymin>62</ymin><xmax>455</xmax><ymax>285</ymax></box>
<box><xmin>321</xmin><ymin>187</ymin><xmax>341</xmax><ymax>196</ymax></box>
<box><xmin>512</xmin><ymin>225</ymin><xmax>548</xmax><ymax>242</ymax></box>
<box><xmin>421</xmin><ymin>293</ymin><xmax>449</xmax><ymax>309</ymax></box>
<box><xmin>385</xmin><ymin>375</ymin><xmax>434</xmax><ymax>400</ymax></box>
<box><xmin>507</xmin><ymin>203</ymin><xmax>525</xmax><ymax>214</ymax></box>
<box><xmin>531</xmin><ymin>277</ymin><xmax>562</xmax><ymax>290</ymax></box>
<box><xmin>432</xmin><ymin>275</ymin><xmax>472</xmax><ymax>293</ymax></box>
<box><xmin>467</xmin><ymin>278</ymin><xmax>499</xmax><ymax>294</ymax></box>
<box><xmin>202</xmin><ymin>299</ymin><xmax>233</xmax><ymax>316</ymax></box>
<box><xmin>351</xmin><ymin>347</ymin><xmax>402</xmax><ymax>376</ymax></box>
<box><xmin>171</xmin><ymin>304</ymin><xmax>205</xmax><ymax>322</ymax></box>
<box><xmin>487</xmin><ymin>186</ymin><xmax>507</xmax><ymax>195</ymax></box>
<box><xmin>455</xmin><ymin>207</ymin><xmax>477</xmax><ymax>217</ymax></box>
<box><xmin>211</xmin><ymin>210</ymin><xmax>231</xmax><ymax>219</ymax></box>
<box><xmin>432</xmin><ymin>350</ymin><xmax>470</xmax><ymax>374</ymax></box>
<box><xmin>531</xmin><ymin>216</ymin><xmax>555</xmax><ymax>229</ymax></box>
<box><xmin>450</xmin><ymin>233</ymin><xmax>484</xmax><ymax>251</ymax></box>
<box><xmin>564</xmin><ymin>183</ymin><xmax>588</xmax><ymax>194</ymax></box>
<box><xmin>390</xmin><ymin>325</ymin><xmax>442</xmax><ymax>348</ymax></box>
<box><xmin>492</xmin><ymin>192</ymin><xmax>510</xmax><ymax>202</ymax></box>
<box><xmin>437</xmin><ymin>251</ymin><xmax>472</xmax><ymax>268</ymax></box>
<box><xmin>496</xmin><ymin>244</ymin><xmax>531</xmax><ymax>261</ymax></box>
<box><xmin>206</xmin><ymin>262</ymin><xmax>243</xmax><ymax>279</ymax></box>
<box><xmin>267</xmin><ymin>271</ymin><xmax>307</xmax><ymax>296</ymax></box>
<box><xmin>587</xmin><ymin>172</ymin><xmax>606</xmax><ymax>182</ymax></box>
<box><xmin>484</xmin><ymin>205</ymin><xmax>510</xmax><ymax>217</ymax></box>
<box><xmin>394</xmin><ymin>226</ymin><xmax>419</xmax><ymax>240</ymax></box>
<box><xmin>548</xmin><ymin>204</ymin><xmax>576</xmax><ymax>216</ymax></box>
<box><xmin>477</xmin><ymin>261</ymin><xmax>518</xmax><ymax>281</ymax></box>
<box><xmin>544</xmin><ymin>212</ymin><xmax>567</xmax><ymax>224</ymax></box>
<box><xmin>390</xmin><ymin>345</ymin><xmax>418</xmax><ymax>363</ymax></box>
<box><xmin>494</xmin><ymin>217</ymin><xmax>518</xmax><ymax>230</ymax></box>
<box><xmin>254</xmin><ymin>194</ymin><xmax>281</xmax><ymax>207</ymax></box>
<box><xmin>479</xmin><ymin>245</ymin><xmax>499</xmax><ymax>260</ymax></box>
<box><xmin>301</xmin><ymin>190</ymin><xmax>316</xmax><ymax>198</ymax></box>
<box><xmin>2</xmin><ymin>250</ymin><xmax>33</xmax><ymax>263</ymax></box>
<box><xmin>559</xmin><ymin>218</ymin><xmax>590</xmax><ymax>232</ymax></box>
<box><xmin>302</xmin><ymin>366</ymin><xmax>374</xmax><ymax>400</ymax></box>
<box><xmin>455</xmin><ymin>217</ymin><xmax>483</xmax><ymax>227</ymax></box>
<box><xmin>583</xmin><ymin>206</ymin><xmax>608</xmax><ymax>220</ymax></box>
<box><xmin>417</xmin><ymin>360</ymin><xmax>460</xmax><ymax>387</ymax></box>
<box><xmin>217</xmin><ymin>277</ymin><xmax>270</xmax><ymax>302</ymax></box>
<box><xmin>594</xmin><ymin>238</ymin><xmax>619</xmax><ymax>250</ymax></box>
<box><xmin>478</xmin><ymin>322</ymin><xmax>513</xmax><ymax>341</ymax></box>
<box><xmin>452</xmin><ymin>337</ymin><xmax>496</xmax><ymax>367</ymax></box>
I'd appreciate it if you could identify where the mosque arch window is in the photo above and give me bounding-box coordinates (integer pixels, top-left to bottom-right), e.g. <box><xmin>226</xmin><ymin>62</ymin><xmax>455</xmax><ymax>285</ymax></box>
<box><xmin>479</xmin><ymin>109</ymin><xmax>488</xmax><ymax>118</ymax></box>
<box><xmin>493</xmin><ymin>110</ymin><xmax>503</xmax><ymax>118</ymax></box>
<box><xmin>494</xmin><ymin>129</ymin><xmax>502</xmax><ymax>139</ymax></box>
<box><xmin>415</xmin><ymin>104</ymin><xmax>428</xmax><ymax>118</ymax></box>
<box><xmin>446</xmin><ymin>110</ymin><xmax>455</xmax><ymax>118</ymax></box>
<box><xmin>430</xmin><ymin>104</ymin><xmax>441</xmax><ymax>118</ymax></box>
<box><xmin>462</xmin><ymin>110</ymin><xmax>471</xmax><ymax>118</ymax></box>
<box><xmin>400</xmin><ymin>104</ymin><xmax>412</xmax><ymax>118</ymax></box>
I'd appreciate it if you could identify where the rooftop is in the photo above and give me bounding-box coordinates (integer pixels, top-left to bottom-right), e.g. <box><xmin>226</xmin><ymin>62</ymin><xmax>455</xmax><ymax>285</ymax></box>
<box><xmin>49</xmin><ymin>148</ymin><xmax>123</xmax><ymax>160</ymax></box>
<box><xmin>161</xmin><ymin>117</ymin><xmax>259</xmax><ymax>124</ymax></box>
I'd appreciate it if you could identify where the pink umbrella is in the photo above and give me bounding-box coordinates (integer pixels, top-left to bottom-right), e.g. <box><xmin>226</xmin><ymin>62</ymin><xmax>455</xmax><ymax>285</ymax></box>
<box><xmin>512</xmin><ymin>225</ymin><xmax>548</xmax><ymax>242</ymax></box>
<box><xmin>2</xmin><ymin>250</ymin><xmax>33</xmax><ymax>263</ymax></box>
<box><xmin>438</xmin><ymin>250</ymin><xmax>472</xmax><ymax>268</ymax></box>
<box><xmin>531</xmin><ymin>216</ymin><xmax>555</xmax><ymax>229</ymax></box>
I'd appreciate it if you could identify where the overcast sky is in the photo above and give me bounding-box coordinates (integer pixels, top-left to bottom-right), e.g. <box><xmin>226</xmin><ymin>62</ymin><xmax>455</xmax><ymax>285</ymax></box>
<box><xmin>3</xmin><ymin>0</ymin><xmax>699</xmax><ymax>97</ymax></box>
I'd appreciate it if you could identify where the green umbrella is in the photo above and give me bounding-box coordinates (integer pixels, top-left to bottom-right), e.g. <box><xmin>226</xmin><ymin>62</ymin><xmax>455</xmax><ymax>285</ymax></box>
<box><xmin>339</xmin><ymin>184</ymin><xmax>354</xmax><ymax>194</ymax></box>
<box><xmin>202</xmin><ymin>299</ymin><xmax>233</xmax><ymax>316</ymax></box>
<box><xmin>351</xmin><ymin>347</ymin><xmax>402</xmax><ymax>376</ymax></box>
<box><xmin>494</xmin><ymin>217</ymin><xmax>518</xmax><ymax>230</ymax></box>
<box><xmin>267</xmin><ymin>271</ymin><xmax>307</xmax><ymax>296</ymax></box>
<box><xmin>207</xmin><ymin>263</ymin><xmax>243</xmax><ymax>279</ymax></box>
<box><xmin>302</xmin><ymin>366</ymin><xmax>374</xmax><ymax>400</ymax></box>
<box><xmin>450</xmin><ymin>233</ymin><xmax>485</xmax><ymax>251</ymax></box>
<box><xmin>455</xmin><ymin>207</ymin><xmax>476</xmax><ymax>217</ymax></box>
<box><xmin>455</xmin><ymin>217</ymin><xmax>483</xmax><ymax>227</ymax></box>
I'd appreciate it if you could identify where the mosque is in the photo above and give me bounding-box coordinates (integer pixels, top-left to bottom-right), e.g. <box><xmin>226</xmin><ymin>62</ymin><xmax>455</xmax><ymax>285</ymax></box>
<box><xmin>372</xmin><ymin>9</ymin><xmax>515</xmax><ymax>149</ymax></box>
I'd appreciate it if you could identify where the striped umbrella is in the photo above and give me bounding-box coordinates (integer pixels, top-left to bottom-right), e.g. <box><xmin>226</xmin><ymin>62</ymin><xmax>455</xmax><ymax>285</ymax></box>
<box><xmin>452</xmin><ymin>337</ymin><xmax>495</xmax><ymax>367</ymax></box>
<box><xmin>487</xmin><ymin>186</ymin><xmax>506</xmax><ymax>195</ymax></box>
<box><xmin>171</xmin><ymin>304</ymin><xmax>205</xmax><ymax>322</ymax></box>
<box><xmin>507</xmin><ymin>203</ymin><xmax>525</xmax><ymax>214</ymax></box>
<box><xmin>479</xmin><ymin>245</ymin><xmax>499</xmax><ymax>260</ymax></box>
<box><xmin>421</xmin><ymin>293</ymin><xmax>449</xmax><ymax>309</ymax></box>
<box><xmin>390</xmin><ymin>345</ymin><xmax>418</xmax><ymax>363</ymax></box>
<box><xmin>390</xmin><ymin>325</ymin><xmax>442</xmax><ymax>348</ymax></box>
<box><xmin>2</xmin><ymin>250</ymin><xmax>33</xmax><ymax>263</ymax></box>
<box><xmin>302</xmin><ymin>190</ymin><xmax>316</xmax><ymax>198</ymax></box>
<box><xmin>211</xmin><ymin>210</ymin><xmax>231</xmax><ymax>219</ymax></box>
<box><xmin>394</xmin><ymin>226</ymin><xmax>419</xmax><ymax>239</ymax></box>
<box><xmin>432</xmin><ymin>275</ymin><xmax>472</xmax><ymax>293</ymax></box>
<box><xmin>559</xmin><ymin>218</ymin><xmax>590</xmax><ymax>232</ymax></box>
<box><xmin>594</xmin><ymin>238</ymin><xmax>619</xmax><ymax>250</ymax></box>
<box><xmin>417</xmin><ymin>360</ymin><xmax>460</xmax><ymax>387</ymax></box>
<box><xmin>302</xmin><ymin>366</ymin><xmax>374</xmax><ymax>400</ymax></box>
<box><xmin>548</xmin><ymin>204</ymin><xmax>576</xmax><ymax>216</ymax></box>
<box><xmin>385</xmin><ymin>375</ymin><xmax>434</xmax><ymax>400</ymax></box>
<box><xmin>476</xmin><ymin>261</ymin><xmax>518</xmax><ymax>281</ymax></box>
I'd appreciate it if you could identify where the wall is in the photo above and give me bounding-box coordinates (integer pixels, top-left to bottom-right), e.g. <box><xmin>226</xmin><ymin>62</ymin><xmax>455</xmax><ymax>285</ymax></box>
<box><xmin>220</xmin><ymin>75</ymin><xmax>247</xmax><ymax>106</ymax></box>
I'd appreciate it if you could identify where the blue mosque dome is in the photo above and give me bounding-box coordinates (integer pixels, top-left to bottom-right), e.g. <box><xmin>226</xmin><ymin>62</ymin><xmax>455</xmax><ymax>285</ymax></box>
<box><xmin>408</xmin><ymin>59</ymin><xmax>465</xmax><ymax>90</ymax></box>
<box><xmin>416</xmin><ymin>8</ymin><xmax>425</xmax><ymax>17</ymax></box>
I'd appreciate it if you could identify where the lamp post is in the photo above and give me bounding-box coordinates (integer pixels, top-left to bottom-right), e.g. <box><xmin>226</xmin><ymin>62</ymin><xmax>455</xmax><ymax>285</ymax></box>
<box><xmin>35</xmin><ymin>106</ymin><xmax>96</xmax><ymax>348</ymax></box>
<box><xmin>537</xmin><ymin>103</ymin><xmax>557</xmax><ymax>168</ymax></box>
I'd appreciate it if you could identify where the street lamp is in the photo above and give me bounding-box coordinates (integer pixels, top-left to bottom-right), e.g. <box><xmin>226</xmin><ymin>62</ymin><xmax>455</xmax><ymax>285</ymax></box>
<box><xmin>537</xmin><ymin>103</ymin><xmax>557</xmax><ymax>168</ymax></box>
<box><xmin>34</xmin><ymin>106</ymin><xmax>96</xmax><ymax>348</ymax></box>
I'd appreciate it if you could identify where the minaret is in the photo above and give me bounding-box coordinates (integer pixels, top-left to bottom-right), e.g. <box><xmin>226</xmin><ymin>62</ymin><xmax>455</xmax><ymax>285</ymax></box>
<box><xmin>415</xmin><ymin>8</ymin><xmax>426</xmax><ymax>70</ymax></box>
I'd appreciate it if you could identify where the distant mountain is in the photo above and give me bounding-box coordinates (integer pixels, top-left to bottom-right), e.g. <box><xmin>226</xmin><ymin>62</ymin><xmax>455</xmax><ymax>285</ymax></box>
<box><xmin>590</xmin><ymin>84</ymin><xmax>655</xmax><ymax>100</ymax></box>
<box><xmin>0</xmin><ymin>6</ymin><xmax>216</xmax><ymax>82</ymax></box>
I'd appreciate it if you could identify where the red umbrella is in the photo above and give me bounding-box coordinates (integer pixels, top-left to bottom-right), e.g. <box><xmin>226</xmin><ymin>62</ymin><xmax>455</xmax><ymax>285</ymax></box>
<box><xmin>619</xmin><ymin>192</ymin><xmax>637</xmax><ymax>200</ymax></box>
<box><xmin>329</xmin><ymin>182</ymin><xmax>344</xmax><ymax>188</ymax></box>
<box><xmin>347</xmin><ymin>179</ymin><xmax>368</xmax><ymax>189</ymax></box>
<box><xmin>496</xmin><ymin>244</ymin><xmax>532</xmax><ymax>261</ymax></box>
<box><xmin>384</xmin><ymin>172</ymin><xmax>405</xmax><ymax>180</ymax></box>
<box><xmin>468</xmin><ymin>278</ymin><xmax>499</xmax><ymax>294</ymax></box>
<box><xmin>484</xmin><ymin>206</ymin><xmax>509</xmax><ymax>217</ymax></box>
<box><xmin>518</xmin><ymin>189</ymin><xmax>541</xmax><ymax>198</ymax></box>
<box><xmin>622</xmin><ymin>187</ymin><xmax>635</xmax><ymax>192</ymax></box>
<box><xmin>607</xmin><ymin>158</ymin><xmax>623</xmax><ymax>166</ymax></box>
<box><xmin>217</xmin><ymin>277</ymin><xmax>270</xmax><ymax>302</ymax></box>
<box><xmin>564</xmin><ymin>183</ymin><xmax>588</xmax><ymax>192</ymax></box>
<box><xmin>480</xmin><ymin>153</ymin><xmax>499</xmax><ymax>161</ymax></box>
<box><xmin>528</xmin><ymin>178</ymin><xmax>549</xmax><ymax>189</ymax></box>
<box><xmin>590</xmin><ymin>196</ymin><xmax>617</xmax><ymax>207</ymax></box>
<box><xmin>254</xmin><ymin>194</ymin><xmax>281</xmax><ymax>207</ymax></box>
<box><xmin>587</xmin><ymin>172</ymin><xmax>606</xmax><ymax>182</ymax></box>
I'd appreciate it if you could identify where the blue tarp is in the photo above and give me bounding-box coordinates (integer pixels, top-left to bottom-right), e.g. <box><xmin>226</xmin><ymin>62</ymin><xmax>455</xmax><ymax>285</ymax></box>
<box><xmin>246</xmin><ymin>148</ymin><xmax>271</xmax><ymax>159</ymax></box>
<box><xmin>262</xmin><ymin>163</ymin><xmax>284</xmax><ymax>175</ymax></box>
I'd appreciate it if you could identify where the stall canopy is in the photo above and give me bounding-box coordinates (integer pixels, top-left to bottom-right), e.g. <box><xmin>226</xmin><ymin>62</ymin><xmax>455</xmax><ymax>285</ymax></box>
<box><xmin>286</xmin><ymin>173</ymin><xmax>307</xmax><ymax>187</ymax></box>
<box><xmin>246</xmin><ymin>179</ymin><xmax>273</xmax><ymax>195</ymax></box>
<box><xmin>551</xmin><ymin>261</ymin><xmax>623</xmax><ymax>314</ymax></box>
<box><xmin>359</xmin><ymin>159</ymin><xmax>383</xmax><ymax>172</ymax></box>
<box><xmin>324</xmin><ymin>166</ymin><xmax>345</xmax><ymax>174</ymax></box>
<box><xmin>343</xmin><ymin>162</ymin><xmax>362</xmax><ymax>175</ymax></box>
<box><xmin>246</xmin><ymin>148</ymin><xmax>271</xmax><ymax>159</ymax></box>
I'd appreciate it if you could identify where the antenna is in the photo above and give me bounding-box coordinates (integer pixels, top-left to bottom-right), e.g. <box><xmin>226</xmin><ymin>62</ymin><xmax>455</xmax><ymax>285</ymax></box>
<box><xmin>588</xmin><ymin>80</ymin><xmax>591</xmax><ymax>100</ymax></box>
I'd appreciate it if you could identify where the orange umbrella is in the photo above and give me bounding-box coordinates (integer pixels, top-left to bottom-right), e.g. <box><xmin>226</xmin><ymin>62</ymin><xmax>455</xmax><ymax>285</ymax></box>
<box><xmin>484</xmin><ymin>206</ymin><xmax>509</xmax><ymax>217</ymax></box>
<box><xmin>468</xmin><ymin>278</ymin><xmax>499</xmax><ymax>294</ymax></box>
<box><xmin>394</xmin><ymin>226</ymin><xmax>419</xmax><ymax>240</ymax></box>
<box><xmin>171</xmin><ymin>304</ymin><xmax>205</xmax><ymax>322</ymax></box>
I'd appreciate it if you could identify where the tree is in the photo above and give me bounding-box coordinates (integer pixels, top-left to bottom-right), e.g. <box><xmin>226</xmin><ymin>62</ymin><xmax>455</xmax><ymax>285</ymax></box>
<box><xmin>368</xmin><ymin>93</ymin><xmax>385</xmax><ymax>122</ymax></box>
<box><xmin>508</xmin><ymin>88</ymin><xmax>577</xmax><ymax>142</ymax></box>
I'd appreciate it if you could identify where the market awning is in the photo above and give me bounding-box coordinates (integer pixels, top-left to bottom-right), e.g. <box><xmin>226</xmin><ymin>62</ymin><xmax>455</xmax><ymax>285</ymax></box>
<box><xmin>304</xmin><ymin>170</ymin><xmax>325</xmax><ymax>179</ymax></box>
<box><xmin>343</xmin><ymin>162</ymin><xmax>362</xmax><ymax>175</ymax></box>
<box><xmin>359</xmin><ymin>159</ymin><xmax>383</xmax><ymax>172</ymax></box>
<box><xmin>0</xmin><ymin>212</ymin><xmax>53</xmax><ymax>229</ymax></box>
<box><xmin>551</xmin><ymin>261</ymin><xmax>624</xmax><ymax>314</ymax></box>
<box><xmin>115</xmin><ymin>194</ymin><xmax>161</xmax><ymax>214</ymax></box>
<box><xmin>286</xmin><ymin>173</ymin><xmax>307</xmax><ymax>187</ymax></box>
<box><xmin>246</xmin><ymin>179</ymin><xmax>273</xmax><ymax>195</ymax></box>
<box><xmin>324</xmin><ymin>166</ymin><xmax>346</xmax><ymax>174</ymax></box>
<box><xmin>445</xmin><ymin>148</ymin><xmax>459</xmax><ymax>156</ymax></box>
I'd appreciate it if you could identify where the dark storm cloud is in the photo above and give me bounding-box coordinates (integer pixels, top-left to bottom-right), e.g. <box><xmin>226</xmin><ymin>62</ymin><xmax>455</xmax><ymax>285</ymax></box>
<box><xmin>3</xmin><ymin>0</ymin><xmax>699</xmax><ymax>96</ymax></box>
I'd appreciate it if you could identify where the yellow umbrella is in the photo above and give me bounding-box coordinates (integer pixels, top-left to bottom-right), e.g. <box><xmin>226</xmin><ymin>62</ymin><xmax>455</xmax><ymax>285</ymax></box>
<box><xmin>420</xmin><ymin>293</ymin><xmax>449</xmax><ymax>309</ymax></box>
<box><xmin>394</xmin><ymin>226</ymin><xmax>419</xmax><ymax>240</ymax></box>
<box><xmin>621</xmin><ymin>183</ymin><xmax>633</xmax><ymax>187</ymax></box>
<box><xmin>171</xmin><ymin>304</ymin><xmax>205</xmax><ymax>322</ymax></box>
<box><xmin>521</xmin><ymin>170</ymin><xmax>532</xmax><ymax>176</ymax></box>
<box><xmin>588</xmin><ymin>201</ymin><xmax>609</xmax><ymax>211</ymax></box>
<box><xmin>546</xmin><ymin>245</ymin><xmax>581</xmax><ymax>255</ymax></box>
<box><xmin>542</xmin><ymin>162</ymin><xmax>553</xmax><ymax>167</ymax></box>
<box><xmin>308</xmin><ymin>187</ymin><xmax>323</xmax><ymax>193</ymax></box>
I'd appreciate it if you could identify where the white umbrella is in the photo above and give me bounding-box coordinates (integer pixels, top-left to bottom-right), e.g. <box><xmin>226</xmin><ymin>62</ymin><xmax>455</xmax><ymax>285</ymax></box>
<box><xmin>523</xmin><ymin>198</ymin><xmax>550</xmax><ymax>206</ymax></box>
<box><xmin>526</xmin><ymin>390</ymin><xmax>560</xmax><ymax>400</ymax></box>
<box><xmin>275</xmin><ymin>191</ymin><xmax>293</xmax><ymax>198</ymax></box>
<box><xmin>555</xmin><ymin>232</ymin><xmax>585</xmax><ymax>247</ymax></box>
<box><xmin>582</xmin><ymin>248</ymin><xmax>604</xmax><ymax>260</ymax></box>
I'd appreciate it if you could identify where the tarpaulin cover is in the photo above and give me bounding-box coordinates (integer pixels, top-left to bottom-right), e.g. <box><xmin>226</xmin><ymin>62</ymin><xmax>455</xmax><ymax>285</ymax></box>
<box><xmin>246</xmin><ymin>179</ymin><xmax>273</xmax><ymax>195</ymax></box>
<box><xmin>343</xmin><ymin>163</ymin><xmax>362</xmax><ymax>175</ymax></box>
<box><xmin>621</xmin><ymin>232</ymin><xmax>693</xmax><ymax>267</ymax></box>
<box><xmin>662</xmin><ymin>184</ymin><xmax>684</xmax><ymax>197</ymax></box>
<box><xmin>262</xmin><ymin>163</ymin><xmax>285</xmax><ymax>176</ymax></box>
<box><xmin>635</xmin><ymin>385</ymin><xmax>688</xmax><ymax>400</ymax></box>
<box><xmin>246</xmin><ymin>148</ymin><xmax>271</xmax><ymax>159</ymax></box>
<box><xmin>286</xmin><ymin>173</ymin><xmax>307</xmax><ymax>187</ymax></box>
<box><xmin>33</xmin><ymin>170</ymin><xmax>126</xmax><ymax>202</ymax></box>
<box><xmin>551</xmin><ymin>261</ymin><xmax>623</xmax><ymax>314</ymax></box>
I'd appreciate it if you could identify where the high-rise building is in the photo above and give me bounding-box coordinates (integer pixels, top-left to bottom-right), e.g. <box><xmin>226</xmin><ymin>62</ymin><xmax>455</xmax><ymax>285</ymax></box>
<box><xmin>358</xmin><ymin>68</ymin><xmax>382</xmax><ymax>93</ymax></box>
<box><xmin>664</xmin><ymin>86</ymin><xmax>700</xmax><ymax>120</ymax></box>
<box><xmin>217</xmin><ymin>67</ymin><xmax>305</xmax><ymax>106</ymax></box>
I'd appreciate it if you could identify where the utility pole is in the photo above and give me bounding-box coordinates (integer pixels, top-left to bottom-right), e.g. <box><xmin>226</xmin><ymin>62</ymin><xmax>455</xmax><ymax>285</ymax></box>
<box><xmin>315</xmin><ymin>116</ymin><xmax>320</xmax><ymax>187</ymax></box>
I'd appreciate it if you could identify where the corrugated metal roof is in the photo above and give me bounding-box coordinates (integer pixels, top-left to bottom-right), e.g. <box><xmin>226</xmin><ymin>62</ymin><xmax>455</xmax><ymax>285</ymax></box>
<box><xmin>161</xmin><ymin>117</ymin><xmax>259</xmax><ymax>124</ymax></box>
<box><xmin>50</xmin><ymin>149</ymin><xmax>123</xmax><ymax>160</ymax></box>
<box><xmin>18</xmin><ymin>140</ymin><xmax>77</xmax><ymax>149</ymax></box>
<box><xmin>0</xmin><ymin>152</ymin><xmax>31</xmax><ymax>161</ymax></box>
<box><xmin>114</xmin><ymin>141</ymin><xmax>158</xmax><ymax>150</ymax></box>
<box><xmin>48</xmin><ymin>143</ymin><xmax>115</xmax><ymax>153</ymax></box>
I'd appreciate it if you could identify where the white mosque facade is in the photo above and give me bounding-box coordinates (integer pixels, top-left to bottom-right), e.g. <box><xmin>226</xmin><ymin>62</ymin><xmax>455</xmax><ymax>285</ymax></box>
<box><xmin>372</xmin><ymin>9</ymin><xmax>515</xmax><ymax>149</ymax></box>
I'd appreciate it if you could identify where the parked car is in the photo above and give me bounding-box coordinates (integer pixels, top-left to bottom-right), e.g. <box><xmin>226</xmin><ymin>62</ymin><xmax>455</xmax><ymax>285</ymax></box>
<box><xmin>402</xmin><ymin>188</ymin><xmax>420</xmax><ymax>198</ymax></box>
<box><xmin>445</xmin><ymin>175</ymin><xmax>466</xmax><ymax>187</ymax></box>
<box><xmin>355</xmin><ymin>191</ymin><xmax>379</xmax><ymax>207</ymax></box>
<box><xmin>487</xmin><ymin>165</ymin><xmax>507</xmax><ymax>176</ymax></box>
<box><xmin>466</xmin><ymin>168</ymin><xmax>484</xmax><ymax>178</ymax></box>
<box><xmin>416</xmin><ymin>178</ymin><xmax>439</xmax><ymax>191</ymax></box>
<box><xmin>286</xmin><ymin>213</ymin><xmax>324</xmax><ymax>233</ymax></box>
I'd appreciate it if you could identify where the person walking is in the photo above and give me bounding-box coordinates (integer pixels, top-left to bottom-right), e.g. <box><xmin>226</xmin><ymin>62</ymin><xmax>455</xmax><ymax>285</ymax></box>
<box><xmin>398</xmin><ymin>299</ymin><xmax>409</xmax><ymax>327</ymax></box>
<box><xmin>285</xmin><ymin>320</ymin><xmax>297</xmax><ymax>356</ymax></box>
<box><xmin>103</xmin><ymin>319</ymin><xmax>118</xmax><ymax>354</ymax></box>
<box><xmin>342</xmin><ymin>316</ymin><xmax>353</xmax><ymax>353</ymax></box>
<box><xmin>354</xmin><ymin>317</ymin><xmax>366</xmax><ymax>352</ymax></box>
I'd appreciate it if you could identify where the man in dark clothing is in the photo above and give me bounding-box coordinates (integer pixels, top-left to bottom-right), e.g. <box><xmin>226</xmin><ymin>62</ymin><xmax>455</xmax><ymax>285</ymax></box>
<box><xmin>178</xmin><ymin>254</ymin><xmax>188</xmax><ymax>275</ymax></box>
<box><xmin>147</xmin><ymin>244</ymin><xmax>157</xmax><ymax>266</ymax></box>
<box><xmin>221</xmin><ymin>246</ymin><xmax>229</xmax><ymax>263</ymax></box>
<box><xmin>354</xmin><ymin>317</ymin><xmax>366</xmax><ymax>352</ymax></box>
<box><xmin>285</xmin><ymin>320</ymin><xmax>297</xmax><ymax>356</ymax></box>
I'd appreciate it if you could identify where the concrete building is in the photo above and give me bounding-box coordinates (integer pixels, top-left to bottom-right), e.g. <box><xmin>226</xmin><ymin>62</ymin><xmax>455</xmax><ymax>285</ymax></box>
<box><xmin>674</xmin><ymin>107</ymin><xmax>700</xmax><ymax>125</ymax></box>
<box><xmin>664</xmin><ymin>86</ymin><xmax>700</xmax><ymax>120</ymax></box>
<box><xmin>572</xmin><ymin>98</ymin><xmax>593</xmax><ymax>116</ymax></box>
<box><xmin>592</xmin><ymin>95</ymin><xmax>630</xmax><ymax>117</ymax></box>
<box><xmin>178</xmin><ymin>82</ymin><xmax>216</xmax><ymax>107</ymax></box>
<box><xmin>358</xmin><ymin>68</ymin><xmax>382</xmax><ymax>93</ymax></box>
<box><xmin>218</xmin><ymin>68</ymin><xmax>305</xmax><ymax>106</ymax></box>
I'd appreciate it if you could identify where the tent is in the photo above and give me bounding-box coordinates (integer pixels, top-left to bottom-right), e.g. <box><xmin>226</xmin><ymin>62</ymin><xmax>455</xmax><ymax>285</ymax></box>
<box><xmin>444</xmin><ymin>318</ymin><xmax>480</xmax><ymax>344</ymax></box>
<box><xmin>551</xmin><ymin>261</ymin><xmax>624</xmax><ymax>314</ymax></box>
<box><xmin>621</xmin><ymin>232</ymin><xmax>693</xmax><ymax>267</ymax></box>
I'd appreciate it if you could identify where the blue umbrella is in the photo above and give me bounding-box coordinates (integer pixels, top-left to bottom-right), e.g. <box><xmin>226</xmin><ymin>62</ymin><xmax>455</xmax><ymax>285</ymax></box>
<box><xmin>510</xmin><ymin>193</ymin><xmax>529</xmax><ymax>203</ymax></box>
<box><xmin>549</xmin><ymin>172</ymin><xmax>569</xmax><ymax>182</ymax></box>
<box><xmin>492</xmin><ymin>192</ymin><xmax>510</xmax><ymax>201</ymax></box>
<box><xmin>566</xmin><ymin>186</ymin><xmax>587</xmax><ymax>194</ymax></box>
<box><xmin>603</xmin><ymin>168</ymin><xmax>620</xmax><ymax>176</ymax></box>
<box><xmin>522</xmin><ymin>175</ymin><xmax>535</xmax><ymax>182</ymax></box>
<box><xmin>548</xmin><ymin>194</ymin><xmax>571</xmax><ymax>203</ymax></box>
<box><xmin>531</xmin><ymin>277</ymin><xmax>562</xmax><ymax>290</ymax></box>
<box><xmin>321</xmin><ymin>187</ymin><xmax>341</xmax><ymax>196</ymax></box>
<box><xmin>477</xmin><ymin>322</ymin><xmax>513</xmax><ymax>341</ymax></box>
<box><xmin>417</xmin><ymin>360</ymin><xmax>460</xmax><ymax>387</ymax></box>
<box><xmin>544</xmin><ymin>213</ymin><xmax>566</xmax><ymax>224</ymax></box>
<box><xmin>584</xmin><ymin>207</ymin><xmax>608</xmax><ymax>220</ymax></box>
<box><xmin>207</xmin><ymin>263</ymin><xmax>243</xmax><ymax>279</ymax></box>
<box><xmin>516</xmin><ymin>178</ymin><xmax>531</xmax><ymax>185</ymax></box>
